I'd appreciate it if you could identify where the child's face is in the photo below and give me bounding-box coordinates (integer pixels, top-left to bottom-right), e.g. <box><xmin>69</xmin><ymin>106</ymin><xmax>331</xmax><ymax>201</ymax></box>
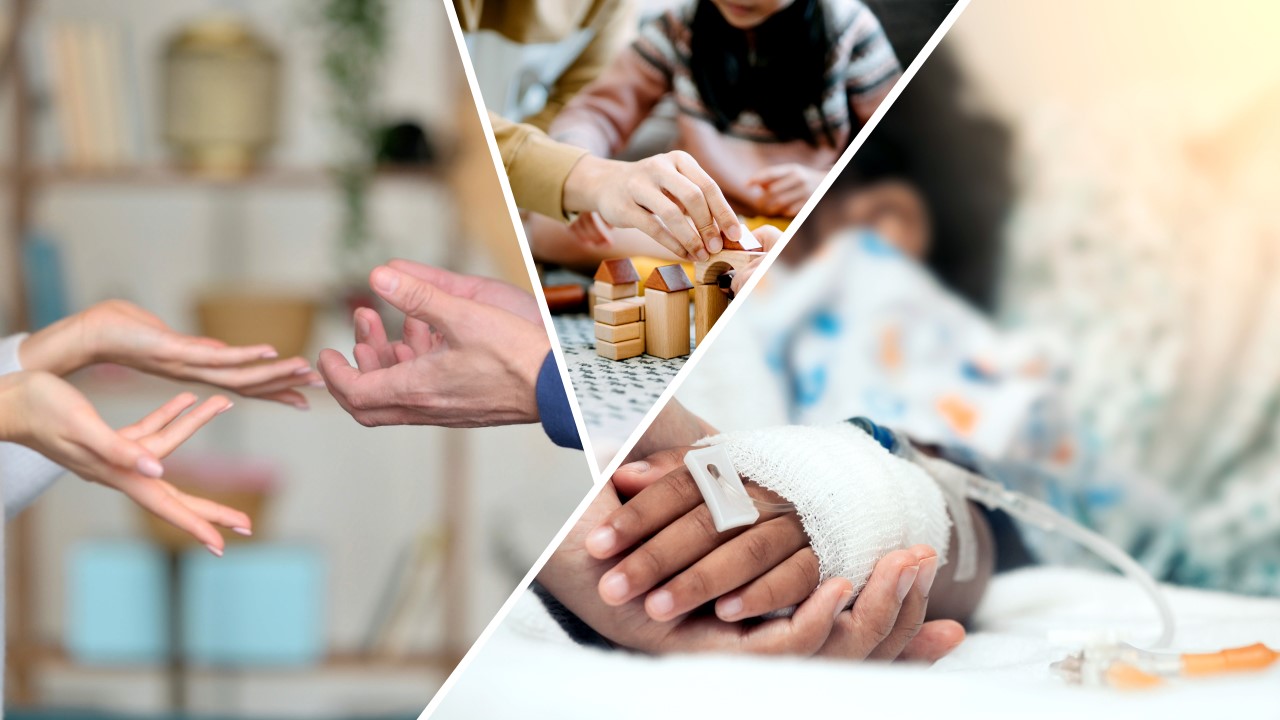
<box><xmin>710</xmin><ymin>0</ymin><xmax>797</xmax><ymax>29</ymax></box>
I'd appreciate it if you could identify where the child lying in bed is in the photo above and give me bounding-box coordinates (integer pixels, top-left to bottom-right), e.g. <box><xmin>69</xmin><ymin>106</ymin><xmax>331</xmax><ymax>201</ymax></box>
<box><xmin>528</xmin><ymin>0</ymin><xmax>902</xmax><ymax>269</ymax></box>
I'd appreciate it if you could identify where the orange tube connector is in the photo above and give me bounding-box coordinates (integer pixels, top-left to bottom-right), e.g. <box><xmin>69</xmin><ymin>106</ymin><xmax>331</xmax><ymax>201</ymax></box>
<box><xmin>1182</xmin><ymin>643</ymin><xmax>1279</xmax><ymax>676</ymax></box>
<box><xmin>1105</xmin><ymin>663</ymin><xmax>1165</xmax><ymax>690</ymax></box>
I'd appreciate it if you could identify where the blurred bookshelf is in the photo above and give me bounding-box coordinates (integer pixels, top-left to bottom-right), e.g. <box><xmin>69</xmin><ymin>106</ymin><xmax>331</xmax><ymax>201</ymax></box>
<box><xmin>2</xmin><ymin>164</ymin><xmax>438</xmax><ymax>187</ymax></box>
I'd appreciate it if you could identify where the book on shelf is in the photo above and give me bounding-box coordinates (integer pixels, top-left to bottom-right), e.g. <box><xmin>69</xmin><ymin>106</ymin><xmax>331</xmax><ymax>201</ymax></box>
<box><xmin>25</xmin><ymin>18</ymin><xmax>147</xmax><ymax>171</ymax></box>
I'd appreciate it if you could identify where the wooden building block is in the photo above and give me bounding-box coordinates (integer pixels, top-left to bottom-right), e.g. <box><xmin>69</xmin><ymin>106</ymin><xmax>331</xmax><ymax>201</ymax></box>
<box><xmin>597</xmin><ymin>336</ymin><xmax>644</xmax><ymax>360</ymax></box>
<box><xmin>693</xmin><ymin>249</ymin><xmax>764</xmax><ymax>285</ymax></box>
<box><xmin>595</xmin><ymin>300</ymin><xmax>642</xmax><ymax>325</ymax></box>
<box><xmin>595</xmin><ymin>258</ymin><xmax>641</xmax><ymax>284</ymax></box>
<box><xmin>596</xmin><ymin>321</ymin><xmax>642</xmax><ymax>343</ymax></box>
<box><xmin>694</xmin><ymin>284</ymin><xmax>729</xmax><ymax>345</ymax></box>
<box><xmin>619</xmin><ymin>295</ymin><xmax>645</xmax><ymax>319</ymax></box>
<box><xmin>594</xmin><ymin>280</ymin><xmax>638</xmax><ymax>300</ymax></box>
<box><xmin>644</xmin><ymin>288</ymin><xmax>690</xmax><ymax>359</ymax></box>
<box><xmin>722</xmin><ymin>223</ymin><xmax>763</xmax><ymax>251</ymax></box>
<box><xmin>645</xmin><ymin>264</ymin><xmax>694</xmax><ymax>293</ymax></box>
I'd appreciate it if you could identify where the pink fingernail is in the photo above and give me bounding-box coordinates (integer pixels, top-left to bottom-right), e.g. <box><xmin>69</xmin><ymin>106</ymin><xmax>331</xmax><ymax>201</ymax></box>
<box><xmin>217</xmin><ymin>402</ymin><xmax>234</xmax><ymax>415</ymax></box>
<box><xmin>897</xmin><ymin>565</ymin><xmax>919</xmax><ymax>602</ymax></box>
<box><xmin>261</xmin><ymin>350</ymin><xmax>279</xmax><ymax>360</ymax></box>
<box><xmin>916</xmin><ymin>557</ymin><xmax>939</xmax><ymax>597</ymax></box>
<box><xmin>727</xmin><ymin>223</ymin><xmax>743</xmax><ymax>241</ymax></box>
<box><xmin>835</xmin><ymin>588</ymin><xmax>855</xmax><ymax>620</ymax></box>
<box><xmin>293</xmin><ymin>366</ymin><xmax>313</xmax><ymax>375</ymax></box>
<box><xmin>371</xmin><ymin>267</ymin><xmax>399</xmax><ymax>294</ymax></box>
<box><xmin>232</xmin><ymin>527</ymin><xmax>253</xmax><ymax>537</ymax></box>
<box><xmin>617</xmin><ymin>461</ymin><xmax>650</xmax><ymax>475</ymax></box>
<box><xmin>585</xmin><ymin>526</ymin><xmax>616</xmax><ymax>556</ymax></box>
<box><xmin>600</xmin><ymin>572</ymin><xmax>629</xmax><ymax>602</ymax></box>
<box><xmin>647</xmin><ymin>590</ymin><xmax>674</xmax><ymax>618</ymax></box>
<box><xmin>205</xmin><ymin>543</ymin><xmax>224</xmax><ymax>558</ymax></box>
<box><xmin>717</xmin><ymin>595</ymin><xmax>743</xmax><ymax>620</ymax></box>
<box><xmin>137</xmin><ymin>457</ymin><xmax>164</xmax><ymax>478</ymax></box>
<box><xmin>308</xmin><ymin>379</ymin><xmax>326</xmax><ymax>388</ymax></box>
<box><xmin>356</xmin><ymin>315</ymin><xmax>370</xmax><ymax>338</ymax></box>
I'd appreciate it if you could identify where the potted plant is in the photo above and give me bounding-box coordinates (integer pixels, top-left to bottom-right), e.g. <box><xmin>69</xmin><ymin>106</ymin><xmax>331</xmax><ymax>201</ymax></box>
<box><xmin>314</xmin><ymin>0</ymin><xmax>389</xmax><ymax>311</ymax></box>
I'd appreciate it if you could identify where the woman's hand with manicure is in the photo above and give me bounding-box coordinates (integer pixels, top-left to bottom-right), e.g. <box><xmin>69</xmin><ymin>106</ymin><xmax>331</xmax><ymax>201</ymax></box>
<box><xmin>0</xmin><ymin>371</ymin><xmax>251</xmax><ymax>554</ymax></box>
<box><xmin>20</xmin><ymin>300</ymin><xmax>318</xmax><ymax>409</ymax></box>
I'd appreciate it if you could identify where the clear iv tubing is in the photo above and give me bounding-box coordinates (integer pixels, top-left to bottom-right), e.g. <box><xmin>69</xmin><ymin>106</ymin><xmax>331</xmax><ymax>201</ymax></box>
<box><xmin>851</xmin><ymin>418</ymin><xmax>1176</xmax><ymax>649</ymax></box>
<box><xmin>706</xmin><ymin>463</ymin><xmax>796</xmax><ymax>515</ymax></box>
<box><xmin>957</xmin><ymin>468</ymin><xmax>1176</xmax><ymax>649</ymax></box>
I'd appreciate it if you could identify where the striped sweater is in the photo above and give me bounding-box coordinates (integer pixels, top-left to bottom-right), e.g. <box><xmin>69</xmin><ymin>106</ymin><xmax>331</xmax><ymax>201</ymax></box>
<box><xmin>550</xmin><ymin>0</ymin><xmax>900</xmax><ymax>214</ymax></box>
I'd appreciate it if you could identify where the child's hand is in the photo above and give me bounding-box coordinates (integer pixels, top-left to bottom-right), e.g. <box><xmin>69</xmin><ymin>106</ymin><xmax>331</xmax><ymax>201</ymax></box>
<box><xmin>568</xmin><ymin>212</ymin><xmax>615</xmax><ymax>249</ymax></box>
<box><xmin>602</xmin><ymin>446</ymin><xmax>964</xmax><ymax>662</ymax></box>
<box><xmin>594</xmin><ymin>447</ymin><xmax>813</xmax><ymax>622</ymax></box>
<box><xmin>0</xmin><ymin>371</ymin><xmax>250</xmax><ymax>554</ymax></box>
<box><xmin>748</xmin><ymin>164</ymin><xmax>825</xmax><ymax>217</ymax></box>
<box><xmin>545</xmin><ymin>479</ymin><xmax>962</xmax><ymax>661</ymax></box>
<box><xmin>727</xmin><ymin>226</ymin><xmax>780</xmax><ymax>296</ymax></box>
<box><xmin>22</xmin><ymin>300</ymin><xmax>319</xmax><ymax>409</ymax></box>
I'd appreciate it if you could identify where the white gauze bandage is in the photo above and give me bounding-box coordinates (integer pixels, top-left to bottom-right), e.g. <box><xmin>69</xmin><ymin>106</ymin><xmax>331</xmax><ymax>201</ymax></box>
<box><xmin>703</xmin><ymin>423</ymin><xmax>952</xmax><ymax>594</ymax></box>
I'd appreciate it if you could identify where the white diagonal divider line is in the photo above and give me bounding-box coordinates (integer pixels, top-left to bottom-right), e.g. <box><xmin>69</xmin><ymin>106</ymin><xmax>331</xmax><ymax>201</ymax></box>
<box><xmin>418</xmin><ymin>0</ymin><xmax>972</xmax><ymax>716</ymax></box>
<box><xmin>596</xmin><ymin>0</ymin><xmax>974</xmax><ymax>481</ymax></box>
<box><xmin>437</xmin><ymin>2</ymin><xmax>603</xmax><ymax>480</ymax></box>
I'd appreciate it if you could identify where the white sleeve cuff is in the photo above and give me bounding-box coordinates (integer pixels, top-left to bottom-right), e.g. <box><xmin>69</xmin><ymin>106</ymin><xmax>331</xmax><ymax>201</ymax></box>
<box><xmin>0</xmin><ymin>333</ymin><xmax>66</xmax><ymax>517</ymax></box>
<box><xmin>0</xmin><ymin>333</ymin><xmax>29</xmax><ymax>376</ymax></box>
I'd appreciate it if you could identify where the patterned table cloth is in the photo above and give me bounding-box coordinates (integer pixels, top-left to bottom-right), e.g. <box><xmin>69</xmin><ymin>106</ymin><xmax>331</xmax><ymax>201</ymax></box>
<box><xmin>553</xmin><ymin>305</ymin><xmax>691</xmax><ymax>470</ymax></box>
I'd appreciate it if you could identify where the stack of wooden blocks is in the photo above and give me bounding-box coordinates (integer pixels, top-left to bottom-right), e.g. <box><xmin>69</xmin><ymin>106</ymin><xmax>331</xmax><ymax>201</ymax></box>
<box><xmin>593</xmin><ymin>259</ymin><xmax>647</xmax><ymax>360</ymax></box>
<box><xmin>592</xmin><ymin>226</ymin><xmax>766</xmax><ymax>362</ymax></box>
<box><xmin>593</xmin><ymin>260</ymin><xmax>697</xmax><ymax>361</ymax></box>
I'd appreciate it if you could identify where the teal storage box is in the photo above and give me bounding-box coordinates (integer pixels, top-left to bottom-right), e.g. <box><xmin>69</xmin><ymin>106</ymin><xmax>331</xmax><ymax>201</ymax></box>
<box><xmin>181</xmin><ymin>545</ymin><xmax>324</xmax><ymax>666</ymax></box>
<box><xmin>66</xmin><ymin>540</ymin><xmax>167</xmax><ymax>664</ymax></box>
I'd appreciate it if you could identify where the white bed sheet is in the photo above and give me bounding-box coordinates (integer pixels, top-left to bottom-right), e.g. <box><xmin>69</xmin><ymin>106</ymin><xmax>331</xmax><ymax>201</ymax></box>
<box><xmin>433</xmin><ymin>567</ymin><xmax>1280</xmax><ymax>719</ymax></box>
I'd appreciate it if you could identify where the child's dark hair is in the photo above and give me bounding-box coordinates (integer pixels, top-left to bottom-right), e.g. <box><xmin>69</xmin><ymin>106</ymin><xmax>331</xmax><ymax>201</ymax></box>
<box><xmin>690</xmin><ymin>0</ymin><xmax>835</xmax><ymax>147</ymax></box>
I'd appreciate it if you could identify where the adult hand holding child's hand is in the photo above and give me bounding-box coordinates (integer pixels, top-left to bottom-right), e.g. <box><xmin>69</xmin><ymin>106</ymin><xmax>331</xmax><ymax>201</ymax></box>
<box><xmin>594</xmin><ymin>446</ymin><xmax>964</xmax><ymax>662</ymax></box>
<box><xmin>539</xmin><ymin>481</ymin><xmax>856</xmax><ymax>656</ymax></box>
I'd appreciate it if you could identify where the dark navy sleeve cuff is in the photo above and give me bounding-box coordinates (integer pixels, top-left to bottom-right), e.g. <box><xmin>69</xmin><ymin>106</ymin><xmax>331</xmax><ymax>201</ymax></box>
<box><xmin>536</xmin><ymin>351</ymin><xmax>582</xmax><ymax>450</ymax></box>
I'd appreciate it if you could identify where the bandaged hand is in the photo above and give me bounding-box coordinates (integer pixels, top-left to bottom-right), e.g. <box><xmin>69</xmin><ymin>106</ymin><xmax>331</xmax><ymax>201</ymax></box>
<box><xmin>20</xmin><ymin>300</ymin><xmax>319</xmax><ymax>409</ymax></box>
<box><xmin>0</xmin><ymin>371</ymin><xmax>250</xmax><ymax>555</ymax></box>
<box><xmin>594</xmin><ymin>441</ymin><xmax>965</xmax><ymax>662</ymax></box>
